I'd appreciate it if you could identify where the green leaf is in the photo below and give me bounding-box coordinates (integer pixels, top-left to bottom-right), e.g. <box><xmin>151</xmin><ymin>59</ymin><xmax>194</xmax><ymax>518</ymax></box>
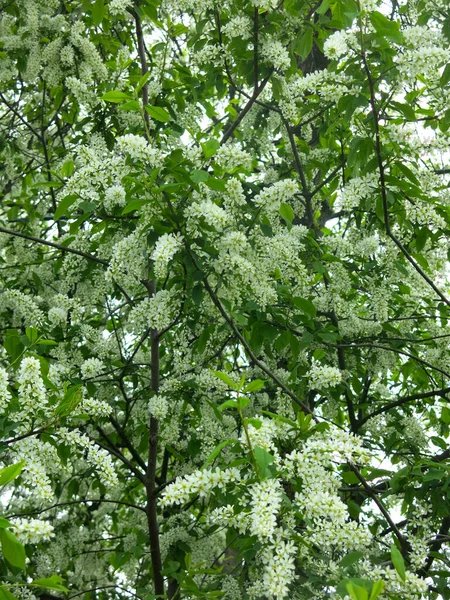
<box><xmin>145</xmin><ymin>105</ymin><xmax>171</xmax><ymax>122</ymax></box>
<box><xmin>212</xmin><ymin>370</ymin><xmax>237</xmax><ymax>389</ymax></box>
<box><xmin>346</xmin><ymin>582</ymin><xmax>368</xmax><ymax>600</ymax></box>
<box><xmin>369</xmin><ymin>580</ymin><xmax>385</xmax><ymax>600</ymax></box>
<box><xmin>202</xmin><ymin>138</ymin><xmax>220</xmax><ymax>159</ymax></box>
<box><xmin>202</xmin><ymin>440</ymin><xmax>235</xmax><ymax>467</ymax></box>
<box><xmin>190</xmin><ymin>170</ymin><xmax>210</xmax><ymax>183</ymax></box>
<box><xmin>218</xmin><ymin>399</ymin><xmax>238</xmax><ymax>411</ymax></box>
<box><xmin>92</xmin><ymin>0</ymin><xmax>104</xmax><ymax>26</ymax></box>
<box><xmin>293</xmin><ymin>297</ymin><xmax>317</xmax><ymax>318</ymax></box>
<box><xmin>390</xmin><ymin>544</ymin><xmax>406</xmax><ymax>581</ymax></box>
<box><xmin>340</xmin><ymin>551</ymin><xmax>364</xmax><ymax>568</ymax></box>
<box><xmin>0</xmin><ymin>462</ymin><xmax>25</xmax><ymax>486</ymax></box>
<box><xmin>0</xmin><ymin>518</ymin><xmax>12</xmax><ymax>529</ymax></box>
<box><xmin>243</xmin><ymin>380</ymin><xmax>265</xmax><ymax>393</ymax></box>
<box><xmin>33</xmin><ymin>575</ymin><xmax>69</xmax><ymax>592</ymax></box>
<box><xmin>280</xmin><ymin>202</ymin><xmax>294</xmax><ymax>224</ymax></box>
<box><xmin>55</xmin><ymin>385</ymin><xmax>83</xmax><ymax>417</ymax></box>
<box><xmin>101</xmin><ymin>91</ymin><xmax>134</xmax><ymax>103</ymax></box>
<box><xmin>295</xmin><ymin>29</ymin><xmax>313</xmax><ymax>61</ymax></box>
<box><xmin>121</xmin><ymin>198</ymin><xmax>150</xmax><ymax>214</ymax></box>
<box><xmin>440</xmin><ymin>64</ymin><xmax>450</xmax><ymax>87</ymax></box>
<box><xmin>54</xmin><ymin>194</ymin><xmax>78</xmax><ymax>220</ymax></box>
<box><xmin>0</xmin><ymin>528</ymin><xmax>26</xmax><ymax>570</ymax></box>
<box><xmin>0</xmin><ymin>587</ymin><xmax>20</xmax><ymax>600</ymax></box>
<box><xmin>61</xmin><ymin>160</ymin><xmax>74</xmax><ymax>178</ymax></box>
<box><xmin>237</xmin><ymin>396</ymin><xmax>250</xmax><ymax>410</ymax></box>
<box><xmin>369</xmin><ymin>11</ymin><xmax>402</xmax><ymax>42</ymax></box>
<box><xmin>136</xmin><ymin>71</ymin><xmax>151</xmax><ymax>94</ymax></box>
<box><xmin>253</xmin><ymin>446</ymin><xmax>274</xmax><ymax>479</ymax></box>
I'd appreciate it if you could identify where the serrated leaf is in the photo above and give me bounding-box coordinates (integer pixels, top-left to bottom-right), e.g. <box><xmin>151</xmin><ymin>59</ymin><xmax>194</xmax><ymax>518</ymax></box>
<box><xmin>145</xmin><ymin>105</ymin><xmax>171</xmax><ymax>122</ymax></box>
<box><xmin>346</xmin><ymin>582</ymin><xmax>368</xmax><ymax>600</ymax></box>
<box><xmin>340</xmin><ymin>551</ymin><xmax>364</xmax><ymax>568</ymax></box>
<box><xmin>295</xmin><ymin>29</ymin><xmax>313</xmax><ymax>61</ymax></box>
<box><xmin>136</xmin><ymin>71</ymin><xmax>151</xmax><ymax>94</ymax></box>
<box><xmin>190</xmin><ymin>170</ymin><xmax>210</xmax><ymax>183</ymax></box>
<box><xmin>390</xmin><ymin>544</ymin><xmax>406</xmax><ymax>581</ymax></box>
<box><xmin>218</xmin><ymin>400</ymin><xmax>238</xmax><ymax>411</ymax></box>
<box><xmin>33</xmin><ymin>575</ymin><xmax>69</xmax><ymax>592</ymax></box>
<box><xmin>280</xmin><ymin>202</ymin><xmax>294</xmax><ymax>224</ymax></box>
<box><xmin>101</xmin><ymin>91</ymin><xmax>133</xmax><ymax>103</ymax></box>
<box><xmin>0</xmin><ymin>587</ymin><xmax>19</xmax><ymax>600</ymax></box>
<box><xmin>245</xmin><ymin>418</ymin><xmax>262</xmax><ymax>429</ymax></box>
<box><xmin>369</xmin><ymin>580</ymin><xmax>385</xmax><ymax>600</ymax></box>
<box><xmin>0</xmin><ymin>462</ymin><xmax>25</xmax><ymax>486</ymax></box>
<box><xmin>202</xmin><ymin>439</ymin><xmax>234</xmax><ymax>467</ymax></box>
<box><xmin>243</xmin><ymin>380</ymin><xmax>265</xmax><ymax>393</ymax></box>
<box><xmin>92</xmin><ymin>0</ymin><xmax>104</xmax><ymax>26</ymax></box>
<box><xmin>212</xmin><ymin>370</ymin><xmax>237</xmax><ymax>389</ymax></box>
<box><xmin>253</xmin><ymin>446</ymin><xmax>274</xmax><ymax>479</ymax></box>
<box><xmin>369</xmin><ymin>11</ymin><xmax>402</xmax><ymax>42</ymax></box>
<box><xmin>121</xmin><ymin>198</ymin><xmax>150</xmax><ymax>214</ymax></box>
<box><xmin>0</xmin><ymin>518</ymin><xmax>11</xmax><ymax>529</ymax></box>
<box><xmin>202</xmin><ymin>138</ymin><xmax>220</xmax><ymax>159</ymax></box>
<box><xmin>0</xmin><ymin>528</ymin><xmax>26</xmax><ymax>570</ymax></box>
<box><xmin>293</xmin><ymin>296</ymin><xmax>317</xmax><ymax>318</ymax></box>
<box><xmin>55</xmin><ymin>385</ymin><xmax>83</xmax><ymax>417</ymax></box>
<box><xmin>440</xmin><ymin>64</ymin><xmax>450</xmax><ymax>87</ymax></box>
<box><xmin>54</xmin><ymin>194</ymin><xmax>78</xmax><ymax>220</ymax></box>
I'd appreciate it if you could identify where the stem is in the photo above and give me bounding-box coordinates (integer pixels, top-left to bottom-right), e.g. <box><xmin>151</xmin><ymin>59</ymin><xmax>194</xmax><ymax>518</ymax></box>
<box><xmin>143</xmin><ymin>279</ymin><xmax>165</xmax><ymax>597</ymax></box>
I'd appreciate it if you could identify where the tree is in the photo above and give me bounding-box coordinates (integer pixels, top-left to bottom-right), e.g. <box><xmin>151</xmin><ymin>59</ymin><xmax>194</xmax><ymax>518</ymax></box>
<box><xmin>0</xmin><ymin>0</ymin><xmax>450</xmax><ymax>598</ymax></box>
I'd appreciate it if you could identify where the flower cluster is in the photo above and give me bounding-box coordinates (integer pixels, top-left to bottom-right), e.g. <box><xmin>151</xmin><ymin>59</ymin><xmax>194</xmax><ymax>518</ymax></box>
<box><xmin>151</xmin><ymin>233</ymin><xmax>183</xmax><ymax>279</ymax></box>
<box><xmin>17</xmin><ymin>357</ymin><xmax>48</xmax><ymax>421</ymax></box>
<box><xmin>306</xmin><ymin>361</ymin><xmax>342</xmax><ymax>389</ymax></box>
<box><xmin>13</xmin><ymin>519</ymin><xmax>55</xmax><ymax>544</ymax></box>
<box><xmin>160</xmin><ymin>467</ymin><xmax>241</xmax><ymax>506</ymax></box>
<box><xmin>0</xmin><ymin>367</ymin><xmax>11</xmax><ymax>413</ymax></box>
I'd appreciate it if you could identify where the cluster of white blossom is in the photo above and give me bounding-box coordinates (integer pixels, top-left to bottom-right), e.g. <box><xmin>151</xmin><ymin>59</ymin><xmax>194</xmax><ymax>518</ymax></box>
<box><xmin>0</xmin><ymin>367</ymin><xmax>11</xmax><ymax>413</ymax></box>
<box><xmin>148</xmin><ymin>394</ymin><xmax>169</xmax><ymax>420</ymax></box>
<box><xmin>323</xmin><ymin>30</ymin><xmax>357</xmax><ymax>60</ymax></box>
<box><xmin>160</xmin><ymin>467</ymin><xmax>241</xmax><ymax>506</ymax></box>
<box><xmin>339</xmin><ymin>172</ymin><xmax>379</xmax><ymax>211</ymax></box>
<box><xmin>13</xmin><ymin>519</ymin><xmax>55</xmax><ymax>544</ymax></box>
<box><xmin>306</xmin><ymin>360</ymin><xmax>342</xmax><ymax>389</ymax></box>
<box><xmin>253</xmin><ymin>179</ymin><xmax>299</xmax><ymax>216</ymax></box>
<box><xmin>3</xmin><ymin>290</ymin><xmax>44</xmax><ymax>327</ymax></box>
<box><xmin>13</xmin><ymin>437</ymin><xmax>60</xmax><ymax>501</ymax></box>
<box><xmin>106</xmin><ymin>230</ymin><xmax>147</xmax><ymax>290</ymax></box>
<box><xmin>80</xmin><ymin>358</ymin><xmax>104</xmax><ymax>380</ymax></box>
<box><xmin>117</xmin><ymin>134</ymin><xmax>163</xmax><ymax>166</ymax></box>
<box><xmin>222</xmin><ymin>15</ymin><xmax>252</xmax><ymax>39</ymax></box>
<box><xmin>215</xmin><ymin>144</ymin><xmax>253</xmax><ymax>172</ymax></box>
<box><xmin>249</xmin><ymin>478</ymin><xmax>283</xmax><ymax>540</ymax></box>
<box><xmin>58</xmin><ymin>428</ymin><xmax>118</xmax><ymax>488</ymax></box>
<box><xmin>79</xmin><ymin>395</ymin><xmax>112</xmax><ymax>418</ymax></box>
<box><xmin>127</xmin><ymin>290</ymin><xmax>178</xmax><ymax>333</ymax></box>
<box><xmin>17</xmin><ymin>357</ymin><xmax>49</xmax><ymax>422</ymax></box>
<box><xmin>397</xmin><ymin>25</ymin><xmax>447</xmax><ymax>82</ymax></box>
<box><xmin>109</xmin><ymin>0</ymin><xmax>131</xmax><ymax>15</ymax></box>
<box><xmin>261</xmin><ymin>39</ymin><xmax>291</xmax><ymax>72</ymax></box>
<box><xmin>151</xmin><ymin>233</ymin><xmax>183</xmax><ymax>279</ymax></box>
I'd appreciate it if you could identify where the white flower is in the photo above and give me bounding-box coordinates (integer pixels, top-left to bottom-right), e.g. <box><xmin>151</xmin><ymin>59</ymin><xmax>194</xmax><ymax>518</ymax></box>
<box><xmin>80</xmin><ymin>358</ymin><xmax>104</xmax><ymax>379</ymax></box>
<box><xmin>307</xmin><ymin>360</ymin><xmax>342</xmax><ymax>389</ymax></box>
<box><xmin>0</xmin><ymin>368</ymin><xmax>11</xmax><ymax>414</ymax></box>
<box><xmin>18</xmin><ymin>357</ymin><xmax>48</xmax><ymax>420</ymax></box>
<box><xmin>151</xmin><ymin>233</ymin><xmax>183</xmax><ymax>279</ymax></box>
<box><xmin>149</xmin><ymin>394</ymin><xmax>168</xmax><ymax>420</ymax></box>
<box><xmin>13</xmin><ymin>519</ymin><xmax>55</xmax><ymax>544</ymax></box>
